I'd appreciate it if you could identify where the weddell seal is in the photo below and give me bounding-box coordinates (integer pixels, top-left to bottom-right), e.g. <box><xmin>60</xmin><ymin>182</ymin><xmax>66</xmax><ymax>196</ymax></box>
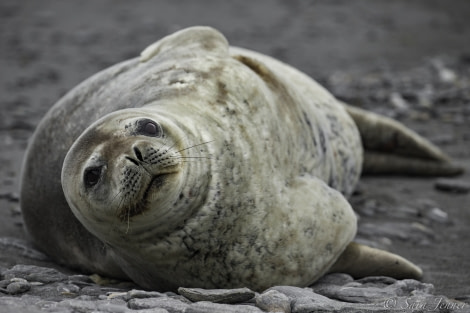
<box><xmin>20</xmin><ymin>26</ymin><xmax>463</xmax><ymax>291</ymax></box>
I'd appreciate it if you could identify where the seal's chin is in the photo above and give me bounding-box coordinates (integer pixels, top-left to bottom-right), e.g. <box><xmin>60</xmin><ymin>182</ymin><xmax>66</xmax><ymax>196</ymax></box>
<box><xmin>117</xmin><ymin>173</ymin><xmax>171</xmax><ymax>222</ymax></box>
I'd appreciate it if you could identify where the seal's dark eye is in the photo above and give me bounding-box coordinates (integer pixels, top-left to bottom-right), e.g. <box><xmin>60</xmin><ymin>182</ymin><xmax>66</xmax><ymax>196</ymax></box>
<box><xmin>136</xmin><ymin>119</ymin><xmax>162</xmax><ymax>137</ymax></box>
<box><xmin>144</xmin><ymin>122</ymin><xmax>158</xmax><ymax>135</ymax></box>
<box><xmin>84</xmin><ymin>166</ymin><xmax>102</xmax><ymax>188</ymax></box>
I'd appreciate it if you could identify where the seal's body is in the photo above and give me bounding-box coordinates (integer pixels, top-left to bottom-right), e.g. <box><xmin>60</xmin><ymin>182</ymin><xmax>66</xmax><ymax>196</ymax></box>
<box><xmin>21</xmin><ymin>27</ymin><xmax>461</xmax><ymax>291</ymax></box>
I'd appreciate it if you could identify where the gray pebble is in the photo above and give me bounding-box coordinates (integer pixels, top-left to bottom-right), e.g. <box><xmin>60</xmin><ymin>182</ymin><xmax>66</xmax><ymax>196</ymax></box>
<box><xmin>256</xmin><ymin>289</ymin><xmax>291</xmax><ymax>313</ymax></box>
<box><xmin>435</xmin><ymin>178</ymin><xmax>470</xmax><ymax>193</ymax></box>
<box><xmin>186</xmin><ymin>301</ymin><xmax>263</xmax><ymax>313</ymax></box>
<box><xmin>426</xmin><ymin>207</ymin><xmax>449</xmax><ymax>224</ymax></box>
<box><xmin>128</xmin><ymin>296</ymin><xmax>190</xmax><ymax>312</ymax></box>
<box><xmin>6</xmin><ymin>278</ymin><xmax>31</xmax><ymax>294</ymax></box>
<box><xmin>178</xmin><ymin>287</ymin><xmax>255</xmax><ymax>304</ymax></box>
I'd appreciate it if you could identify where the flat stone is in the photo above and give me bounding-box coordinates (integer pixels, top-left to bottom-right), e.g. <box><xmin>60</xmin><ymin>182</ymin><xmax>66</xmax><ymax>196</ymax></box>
<box><xmin>125</xmin><ymin>288</ymin><xmax>166</xmax><ymax>300</ymax></box>
<box><xmin>255</xmin><ymin>289</ymin><xmax>291</xmax><ymax>313</ymax></box>
<box><xmin>2</xmin><ymin>264</ymin><xmax>68</xmax><ymax>283</ymax></box>
<box><xmin>435</xmin><ymin>178</ymin><xmax>470</xmax><ymax>193</ymax></box>
<box><xmin>186</xmin><ymin>301</ymin><xmax>263</xmax><ymax>313</ymax></box>
<box><xmin>128</xmin><ymin>297</ymin><xmax>190</xmax><ymax>312</ymax></box>
<box><xmin>178</xmin><ymin>287</ymin><xmax>255</xmax><ymax>304</ymax></box>
<box><xmin>57</xmin><ymin>299</ymin><xmax>131</xmax><ymax>313</ymax></box>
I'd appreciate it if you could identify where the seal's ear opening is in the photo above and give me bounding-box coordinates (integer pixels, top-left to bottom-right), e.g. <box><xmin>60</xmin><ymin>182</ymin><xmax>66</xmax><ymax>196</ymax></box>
<box><xmin>140</xmin><ymin>26</ymin><xmax>230</xmax><ymax>62</ymax></box>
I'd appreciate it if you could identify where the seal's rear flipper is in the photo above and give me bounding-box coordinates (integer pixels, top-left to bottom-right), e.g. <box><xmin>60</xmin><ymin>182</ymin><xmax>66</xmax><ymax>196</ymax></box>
<box><xmin>344</xmin><ymin>104</ymin><xmax>464</xmax><ymax>176</ymax></box>
<box><xmin>329</xmin><ymin>242</ymin><xmax>423</xmax><ymax>280</ymax></box>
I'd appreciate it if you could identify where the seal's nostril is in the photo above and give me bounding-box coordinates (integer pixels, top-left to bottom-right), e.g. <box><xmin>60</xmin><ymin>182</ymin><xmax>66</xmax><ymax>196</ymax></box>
<box><xmin>126</xmin><ymin>157</ymin><xmax>139</xmax><ymax>166</ymax></box>
<box><xmin>84</xmin><ymin>166</ymin><xmax>103</xmax><ymax>188</ymax></box>
<box><xmin>134</xmin><ymin>147</ymin><xmax>144</xmax><ymax>162</ymax></box>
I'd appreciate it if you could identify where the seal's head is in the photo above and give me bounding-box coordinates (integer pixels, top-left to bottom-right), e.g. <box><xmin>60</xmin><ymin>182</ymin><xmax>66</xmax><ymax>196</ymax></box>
<box><xmin>61</xmin><ymin>108</ymin><xmax>188</xmax><ymax>242</ymax></box>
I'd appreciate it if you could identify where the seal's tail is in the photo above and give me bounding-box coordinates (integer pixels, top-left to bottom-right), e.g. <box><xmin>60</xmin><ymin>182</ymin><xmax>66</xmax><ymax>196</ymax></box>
<box><xmin>328</xmin><ymin>242</ymin><xmax>423</xmax><ymax>280</ymax></box>
<box><xmin>343</xmin><ymin>104</ymin><xmax>464</xmax><ymax>176</ymax></box>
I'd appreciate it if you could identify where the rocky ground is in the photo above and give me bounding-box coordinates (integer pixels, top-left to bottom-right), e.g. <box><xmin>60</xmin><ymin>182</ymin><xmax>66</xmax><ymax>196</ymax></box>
<box><xmin>1</xmin><ymin>1</ymin><xmax>470</xmax><ymax>312</ymax></box>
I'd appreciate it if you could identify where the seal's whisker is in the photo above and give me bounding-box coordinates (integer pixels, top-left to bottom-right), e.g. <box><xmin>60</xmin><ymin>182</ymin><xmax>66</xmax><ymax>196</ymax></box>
<box><xmin>175</xmin><ymin>140</ymin><xmax>214</xmax><ymax>153</ymax></box>
<box><xmin>173</xmin><ymin>156</ymin><xmax>212</xmax><ymax>159</ymax></box>
<box><xmin>162</xmin><ymin>136</ymin><xmax>188</xmax><ymax>154</ymax></box>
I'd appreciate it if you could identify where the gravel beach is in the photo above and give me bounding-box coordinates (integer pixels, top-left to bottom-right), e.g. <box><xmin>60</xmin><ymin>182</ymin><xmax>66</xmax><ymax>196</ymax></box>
<box><xmin>1</xmin><ymin>1</ymin><xmax>469</xmax><ymax>312</ymax></box>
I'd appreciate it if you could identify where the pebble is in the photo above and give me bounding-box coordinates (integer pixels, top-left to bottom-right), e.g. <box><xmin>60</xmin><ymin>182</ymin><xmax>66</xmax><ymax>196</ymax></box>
<box><xmin>178</xmin><ymin>287</ymin><xmax>255</xmax><ymax>304</ymax></box>
<box><xmin>6</xmin><ymin>277</ymin><xmax>31</xmax><ymax>294</ymax></box>
<box><xmin>255</xmin><ymin>290</ymin><xmax>291</xmax><ymax>313</ymax></box>
<box><xmin>426</xmin><ymin>207</ymin><xmax>449</xmax><ymax>224</ymax></box>
<box><xmin>124</xmin><ymin>288</ymin><xmax>166</xmax><ymax>300</ymax></box>
<box><xmin>435</xmin><ymin>178</ymin><xmax>470</xmax><ymax>194</ymax></box>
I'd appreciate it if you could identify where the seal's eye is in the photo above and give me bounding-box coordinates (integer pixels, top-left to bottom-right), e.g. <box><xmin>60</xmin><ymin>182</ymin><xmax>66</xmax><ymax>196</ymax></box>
<box><xmin>136</xmin><ymin>119</ymin><xmax>162</xmax><ymax>137</ymax></box>
<box><xmin>84</xmin><ymin>166</ymin><xmax>102</xmax><ymax>188</ymax></box>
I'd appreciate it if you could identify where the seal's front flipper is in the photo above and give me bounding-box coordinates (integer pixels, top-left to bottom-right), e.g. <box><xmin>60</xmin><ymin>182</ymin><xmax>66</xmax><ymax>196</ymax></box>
<box><xmin>329</xmin><ymin>242</ymin><xmax>423</xmax><ymax>280</ymax></box>
<box><xmin>344</xmin><ymin>104</ymin><xmax>464</xmax><ymax>176</ymax></box>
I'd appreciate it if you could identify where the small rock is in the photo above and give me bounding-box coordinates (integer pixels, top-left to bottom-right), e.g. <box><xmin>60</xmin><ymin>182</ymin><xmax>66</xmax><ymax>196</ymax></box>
<box><xmin>125</xmin><ymin>289</ymin><xmax>166</xmax><ymax>300</ymax></box>
<box><xmin>186</xmin><ymin>301</ymin><xmax>263</xmax><ymax>313</ymax></box>
<box><xmin>56</xmin><ymin>282</ymin><xmax>80</xmax><ymax>296</ymax></box>
<box><xmin>128</xmin><ymin>296</ymin><xmax>190</xmax><ymax>312</ymax></box>
<box><xmin>6</xmin><ymin>278</ymin><xmax>31</xmax><ymax>294</ymax></box>
<box><xmin>435</xmin><ymin>178</ymin><xmax>470</xmax><ymax>194</ymax></box>
<box><xmin>432</xmin><ymin>59</ymin><xmax>457</xmax><ymax>83</ymax></box>
<box><xmin>256</xmin><ymin>290</ymin><xmax>291</xmax><ymax>313</ymax></box>
<box><xmin>389</xmin><ymin>92</ymin><xmax>409</xmax><ymax>113</ymax></box>
<box><xmin>178</xmin><ymin>287</ymin><xmax>255</xmax><ymax>304</ymax></box>
<box><xmin>426</xmin><ymin>207</ymin><xmax>449</xmax><ymax>223</ymax></box>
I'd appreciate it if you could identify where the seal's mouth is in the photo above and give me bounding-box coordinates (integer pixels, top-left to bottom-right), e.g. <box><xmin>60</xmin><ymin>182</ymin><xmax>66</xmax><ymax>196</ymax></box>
<box><xmin>117</xmin><ymin>174</ymin><xmax>168</xmax><ymax>222</ymax></box>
